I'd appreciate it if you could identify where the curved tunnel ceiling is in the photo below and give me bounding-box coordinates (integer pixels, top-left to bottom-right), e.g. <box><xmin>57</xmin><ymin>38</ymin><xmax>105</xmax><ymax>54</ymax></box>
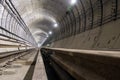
<box><xmin>11</xmin><ymin>0</ymin><xmax>71</xmax><ymax>44</ymax></box>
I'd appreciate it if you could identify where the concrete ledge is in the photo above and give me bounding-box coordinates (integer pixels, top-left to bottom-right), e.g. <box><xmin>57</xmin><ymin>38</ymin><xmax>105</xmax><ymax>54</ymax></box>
<box><xmin>41</xmin><ymin>48</ymin><xmax>120</xmax><ymax>80</ymax></box>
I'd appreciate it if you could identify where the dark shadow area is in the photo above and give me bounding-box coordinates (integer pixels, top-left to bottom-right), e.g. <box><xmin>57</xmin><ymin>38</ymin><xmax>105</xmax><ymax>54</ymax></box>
<box><xmin>41</xmin><ymin>49</ymin><xmax>76</xmax><ymax>80</ymax></box>
<box><xmin>41</xmin><ymin>53</ymin><xmax>60</xmax><ymax>80</ymax></box>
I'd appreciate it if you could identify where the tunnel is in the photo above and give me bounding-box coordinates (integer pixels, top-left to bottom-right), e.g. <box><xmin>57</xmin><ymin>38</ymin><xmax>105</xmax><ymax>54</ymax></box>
<box><xmin>0</xmin><ymin>0</ymin><xmax>120</xmax><ymax>80</ymax></box>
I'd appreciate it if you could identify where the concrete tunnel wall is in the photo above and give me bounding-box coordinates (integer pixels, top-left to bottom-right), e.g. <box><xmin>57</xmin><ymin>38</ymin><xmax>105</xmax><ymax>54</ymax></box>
<box><xmin>52</xmin><ymin>19</ymin><xmax>120</xmax><ymax>50</ymax></box>
<box><xmin>0</xmin><ymin>2</ymin><xmax>36</xmax><ymax>53</ymax></box>
<box><xmin>51</xmin><ymin>0</ymin><xmax>120</xmax><ymax>50</ymax></box>
<box><xmin>0</xmin><ymin>39</ymin><xmax>28</xmax><ymax>53</ymax></box>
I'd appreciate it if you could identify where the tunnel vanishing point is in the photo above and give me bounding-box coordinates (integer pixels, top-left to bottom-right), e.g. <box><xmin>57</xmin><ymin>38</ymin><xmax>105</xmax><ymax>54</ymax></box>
<box><xmin>0</xmin><ymin>0</ymin><xmax>120</xmax><ymax>80</ymax></box>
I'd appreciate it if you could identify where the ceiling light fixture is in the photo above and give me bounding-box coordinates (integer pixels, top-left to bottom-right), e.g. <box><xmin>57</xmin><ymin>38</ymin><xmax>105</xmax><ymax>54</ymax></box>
<box><xmin>48</xmin><ymin>31</ymin><xmax>52</xmax><ymax>35</ymax></box>
<box><xmin>71</xmin><ymin>0</ymin><xmax>77</xmax><ymax>5</ymax></box>
<box><xmin>54</xmin><ymin>23</ymin><xmax>58</xmax><ymax>28</ymax></box>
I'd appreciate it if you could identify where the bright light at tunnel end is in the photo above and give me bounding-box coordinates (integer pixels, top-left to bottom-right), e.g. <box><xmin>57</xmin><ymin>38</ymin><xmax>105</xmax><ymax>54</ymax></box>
<box><xmin>71</xmin><ymin>0</ymin><xmax>77</xmax><ymax>5</ymax></box>
<box><xmin>47</xmin><ymin>35</ymin><xmax>49</xmax><ymax>38</ymax></box>
<box><xmin>48</xmin><ymin>31</ymin><xmax>52</xmax><ymax>35</ymax></box>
